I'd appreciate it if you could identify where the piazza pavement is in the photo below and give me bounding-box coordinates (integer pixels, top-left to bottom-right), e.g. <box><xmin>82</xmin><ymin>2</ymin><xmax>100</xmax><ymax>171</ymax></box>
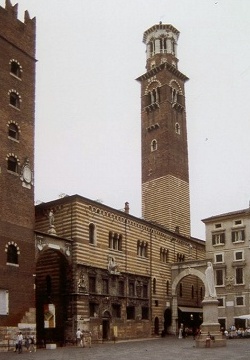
<box><xmin>0</xmin><ymin>336</ymin><xmax>249</xmax><ymax>360</ymax></box>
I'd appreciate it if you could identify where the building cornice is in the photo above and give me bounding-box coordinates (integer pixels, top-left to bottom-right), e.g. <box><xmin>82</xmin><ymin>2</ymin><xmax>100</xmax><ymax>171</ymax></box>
<box><xmin>136</xmin><ymin>61</ymin><xmax>189</xmax><ymax>83</ymax></box>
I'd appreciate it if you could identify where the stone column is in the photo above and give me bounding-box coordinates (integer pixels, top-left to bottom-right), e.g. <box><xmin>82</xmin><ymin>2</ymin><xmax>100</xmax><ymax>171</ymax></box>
<box><xmin>171</xmin><ymin>295</ymin><xmax>178</xmax><ymax>335</ymax></box>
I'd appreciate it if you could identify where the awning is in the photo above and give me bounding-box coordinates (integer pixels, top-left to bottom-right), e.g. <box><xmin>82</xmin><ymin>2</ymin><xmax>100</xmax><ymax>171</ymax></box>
<box><xmin>178</xmin><ymin>306</ymin><xmax>202</xmax><ymax>313</ymax></box>
<box><xmin>237</xmin><ymin>314</ymin><xmax>250</xmax><ymax>320</ymax></box>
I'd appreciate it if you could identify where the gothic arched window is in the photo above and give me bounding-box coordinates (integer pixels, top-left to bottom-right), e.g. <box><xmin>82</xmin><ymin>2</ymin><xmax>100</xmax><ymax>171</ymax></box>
<box><xmin>89</xmin><ymin>223</ymin><xmax>96</xmax><ymax>244</ymax></box>
<box><xmin>7</xmin><ymin>156</ymin><xmax>18</xmax><ymax>173</ymax></box>
<box><xmin>10</xmin><ymin>60</ymin><xmax>22</xmax><ymax>79</ymax></box>
<box><xmin>9</xmin><ymin>91</ymin><xmax>21</xmax><ymax>109</ymax></box>
<box><xmin>7</xmin><ymin>244</ymin><xmax>18</xmax><ymax>264</ymax></box>
<box><xmin>8</xmin><ymin>123</ymin><xmax>19</xmax><ymax>140</ymax></box>
<box><xmin>151</xmin><ymin>139</ymin><xmax>157</xmax><ymax>152</ymax></box>
<box><xmin>175</xmin><ymin>123</ymin><xmax>181</xmax><ymax>135</ymax></box>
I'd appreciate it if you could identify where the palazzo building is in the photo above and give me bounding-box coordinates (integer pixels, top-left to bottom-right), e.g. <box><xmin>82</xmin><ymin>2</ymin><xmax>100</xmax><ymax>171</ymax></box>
<box><xmin>35</xmin><ymin>195</ymin><xmax>205</xmax><ymax>344</ymax></box>
<box><xmin>203</xmin><ymin>207</ymin><xmax>250</xmax><ymax>331</ymax></box>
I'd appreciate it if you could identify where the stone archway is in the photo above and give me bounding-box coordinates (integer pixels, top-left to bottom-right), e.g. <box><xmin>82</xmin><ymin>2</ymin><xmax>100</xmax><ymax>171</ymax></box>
<box><xmin>172</xmin><ymin>266</ymin><xmax>206</xmax><ymax>295</ymax></box>
<box><xmin>36</xmin><ymin>248</ymin><xmax>71</xmax><ymax>346</ymax></box>
<box><xmin>171</xmin><ymin>260</ymin><xmax>207</xmax><ymax>335</ymax></box>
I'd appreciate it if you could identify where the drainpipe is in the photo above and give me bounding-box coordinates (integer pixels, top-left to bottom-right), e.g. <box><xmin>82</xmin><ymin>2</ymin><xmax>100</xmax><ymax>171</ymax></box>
<box><xmin>150</xmin><ymin>228</ymin><xmax>153</xmax><ymax>328</ymax></box>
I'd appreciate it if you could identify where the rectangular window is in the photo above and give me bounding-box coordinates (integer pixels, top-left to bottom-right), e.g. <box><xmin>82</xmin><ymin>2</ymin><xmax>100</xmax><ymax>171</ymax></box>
<box><xmin>89</xmin><ymin>276</ymin><xmax>96</xmax><ymax>293</ymax></box>
<box><xmin>142</xmin><ymin>307</ymin><xmax>149</xmax><ymax>320</ymax></box>
<box><xmin>112</xmin><ymin>304</ymin><xmax>121</xmax><ymax>318</ymax></box>
<box><xmin>212</xmin><ymin>233</ymin><xmax>225</xmax><ymax>246</ymax></box>
<box><xmin>129</xmin><ymin>282</ymin><xmax>135</xmax><ymax>297</ymax></box>
<box><xmin>215</xmin><ymin>269</ymin><xmax>224</xmax><ymax>286</ymax></box>
<box><xmin>89</xmin><ymin>302</ymin><xmax>98</xmax><ymax>317</ymax></box>
<box><xmin>234</xmin><ymin>220</ymin><xmax>242</xmax><ymax>225</ymax></box>
<box><xmin>143</xmin><ymin>284</ymin><xmax>148</xmax><ymax>298</ymax></box>
<box><xmin>235</xmin><ymin>296</ymin><xmax>244</xmax><ymax>306</ymax></box>
<box><xmin>102</xmin><ymin>279</ymin><xmax>109</xmax><ymax>294</ymax></box>
<box><xmin>0</xmin><ymin>290</ymin><xmax>9</xmax><ymax>315</ymax></box>
<box><xmin>118</xmin><ymin>281</ymin><xmax>124</xmax><ymax>296</ymax></box>
<box><xmin>214</xmin><ymin>253</ymin><xmax>224</xmax><ymax>263</ymax></box>
<box><xmin>218</xmin><ymin>297</ymin><xmax>225</xmax><ymax>307</ymax></box>
<box><xmin>126</xmin><ymin>306</ymin><xmax>135</xmax><ymax>320</ymax></box>
<box><xmin>232</xmin><ymin>230</ymin><xmax>245</xmax><ymax>243</ymax></box>
<box><xmin>235</xmin><ymin>267</ymin><xmax>244</xmax><ymax>284</ymax></box>
<box><xmin>215</xmin><ymin>223</ymin><xmax>222</xmax><ymax>229</ymax></box>
<box><xmin>234</xmin><ymin>251</ymin><xmax>243</xmax><ymax>261</ymax></box>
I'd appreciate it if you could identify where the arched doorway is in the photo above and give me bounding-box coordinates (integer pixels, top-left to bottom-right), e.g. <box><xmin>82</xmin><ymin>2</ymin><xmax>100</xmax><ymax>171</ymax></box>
<box><xmin>36</xmin><ymin>249</ymin><xmax>71</xmax><ymax>346</ymax></box>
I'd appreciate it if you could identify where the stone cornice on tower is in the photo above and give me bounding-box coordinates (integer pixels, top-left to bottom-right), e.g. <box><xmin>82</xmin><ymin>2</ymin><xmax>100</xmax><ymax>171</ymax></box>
<box><xmin>136</xmin><ymin>61</ymin><xmax>189</xmax><ymax>83</ymax></box>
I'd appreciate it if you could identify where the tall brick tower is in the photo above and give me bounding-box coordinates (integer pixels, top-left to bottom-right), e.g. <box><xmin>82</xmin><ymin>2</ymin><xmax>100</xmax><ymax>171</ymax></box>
<box><xmin>0</xmin><ymin>0</ymin><xmax>36</xmax><ymax>331</ymax></box>
<box><xmin>137</xmin><ymin>23</ymin><xmax>190</xmax><ymax>236</ymax></box>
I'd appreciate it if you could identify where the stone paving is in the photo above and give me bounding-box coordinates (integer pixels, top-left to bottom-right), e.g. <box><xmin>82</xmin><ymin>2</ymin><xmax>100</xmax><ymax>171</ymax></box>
<box><xmin>0</xmin><ymin>336</ymin><xmax>249</xmax><ymax>360</ymax></box>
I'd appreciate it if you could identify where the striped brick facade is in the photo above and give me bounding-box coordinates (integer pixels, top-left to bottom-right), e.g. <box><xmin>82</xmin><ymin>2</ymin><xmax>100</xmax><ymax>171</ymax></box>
<box><xmin>35</xmin><ymin>195</ymin><xmax>205</xmax><ymax>343</ymax></box>
<box><xmin>142</xmin><ymin>175</ymin><xmax>190</xmax><ymax>236</ymax></box>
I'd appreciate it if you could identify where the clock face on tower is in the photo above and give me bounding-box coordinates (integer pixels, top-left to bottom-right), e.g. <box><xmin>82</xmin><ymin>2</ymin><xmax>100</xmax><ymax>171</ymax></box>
<box><xmin>23</xmin><ymin>165</ymin><xmax>32</xmax><ymax>183</ymax></box>
<box><xmin>20</xmin><ymin>159</ymin><xmax>33</xmax><ymax>188</ymax></box>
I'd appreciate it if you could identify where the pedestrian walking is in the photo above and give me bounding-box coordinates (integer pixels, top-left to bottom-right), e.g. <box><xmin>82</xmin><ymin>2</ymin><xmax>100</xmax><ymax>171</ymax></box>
<box><xmin>17</xmin><ymin>332</ymin><xmax>23</xmax><ymax>353</ymax></box>
<box><xmin>29</xmin><ymin>336</ymin><xmax>36</xmax><ymax>352</ymax></box>
<box><xmin>76</xmin><ymin>328</ymin><xmax>83</xmax><ymax>347</ymax></box>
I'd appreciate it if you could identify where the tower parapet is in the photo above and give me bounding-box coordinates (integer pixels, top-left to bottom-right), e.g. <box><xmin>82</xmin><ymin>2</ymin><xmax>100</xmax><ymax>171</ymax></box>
<box><xmin>0</xmin><ymin>0</ymin><xmax>36</xmax><ymax>59</ymax></box>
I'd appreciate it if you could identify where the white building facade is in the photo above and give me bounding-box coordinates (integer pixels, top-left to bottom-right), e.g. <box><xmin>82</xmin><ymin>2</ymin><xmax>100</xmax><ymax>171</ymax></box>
<box><xmin>203</xmin><ymin>208</ymin><xmax>250</xmax><ymax>331</ymax></box>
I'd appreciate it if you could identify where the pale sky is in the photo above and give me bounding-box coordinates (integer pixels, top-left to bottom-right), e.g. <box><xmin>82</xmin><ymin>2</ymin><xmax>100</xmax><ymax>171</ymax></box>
<box><xmin>5</xmin><ymin>0</ymin><xmax>250</xmax><ymax>240</ymax></box>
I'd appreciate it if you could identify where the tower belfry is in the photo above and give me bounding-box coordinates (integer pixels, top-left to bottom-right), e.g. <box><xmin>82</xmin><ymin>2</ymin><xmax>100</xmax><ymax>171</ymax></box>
<box><xmin>137</xmin><ymin>23</ymin><xmax>191</xmax><ymax>236</ymax></box>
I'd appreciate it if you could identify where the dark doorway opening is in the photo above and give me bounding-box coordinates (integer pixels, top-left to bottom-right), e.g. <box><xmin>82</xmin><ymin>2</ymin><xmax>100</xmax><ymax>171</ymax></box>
<box><xmin>102</xmin><ymin>319</ymin><xmax>110</xmax><ymax>340</ymax></box>
<box><xmin>154</xmin><ymin>316</ymin><xmax>159</xmax><ymax>335</ymax></box>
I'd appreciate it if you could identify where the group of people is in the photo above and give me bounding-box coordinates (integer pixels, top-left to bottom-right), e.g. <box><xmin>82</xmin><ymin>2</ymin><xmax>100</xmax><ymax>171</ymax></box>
<box><xmin>14</xmin><ymin>332</ymin><xmax>36</xmax><ymax>353</ymax></box>
<box><xmin>224</xmin><ymin>326</ymin><xmax>250</xmax><ymax>339</ymax></box>
<box><xmin>76</xmin><ymin>328</ymin><xmax>92</xmax><ymax>348</ymax></box>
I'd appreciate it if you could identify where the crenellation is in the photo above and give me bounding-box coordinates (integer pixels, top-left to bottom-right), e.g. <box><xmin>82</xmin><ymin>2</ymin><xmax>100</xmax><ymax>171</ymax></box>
<box><xmin>0</xmin><ymin>1</ymin><xmax>36</xmax><ymax>60</ymax></box>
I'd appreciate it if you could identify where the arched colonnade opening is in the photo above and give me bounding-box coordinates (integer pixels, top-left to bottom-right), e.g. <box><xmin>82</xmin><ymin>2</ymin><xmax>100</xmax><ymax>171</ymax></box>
<box><xmin>170</xmin><ymin>261</ymin><xmax>208</xmax><ymax>336</ymax></box>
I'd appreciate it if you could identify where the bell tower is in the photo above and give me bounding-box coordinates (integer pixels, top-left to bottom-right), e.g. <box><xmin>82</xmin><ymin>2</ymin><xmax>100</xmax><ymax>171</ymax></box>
<box><xmin>137</xmin><ymin>23</ymin><xmax>191</xmax><ymax>236</ymax></box>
